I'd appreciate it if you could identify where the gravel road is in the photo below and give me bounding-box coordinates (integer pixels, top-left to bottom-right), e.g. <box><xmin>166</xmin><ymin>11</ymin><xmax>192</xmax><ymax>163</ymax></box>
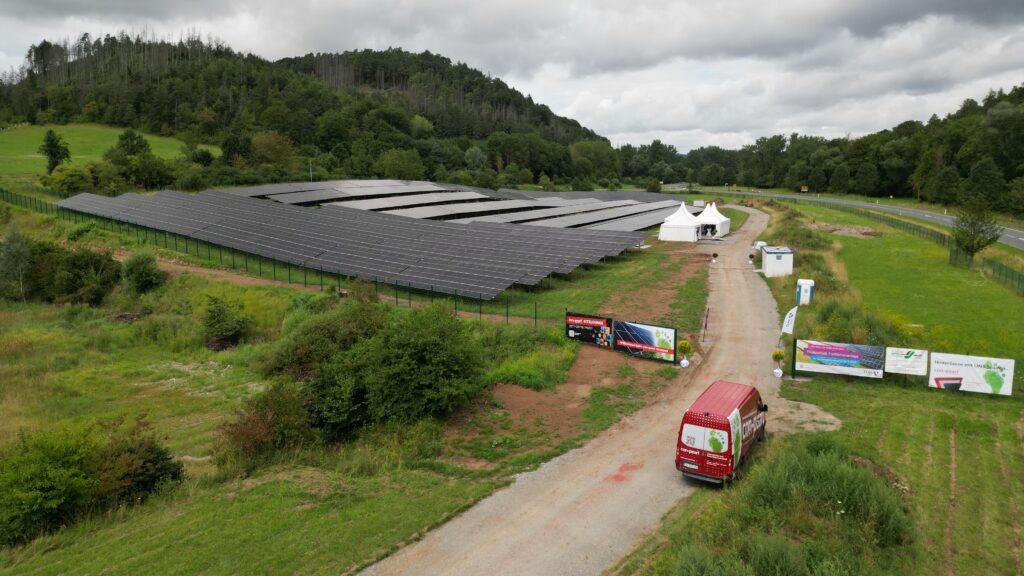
<box><xmin>360</xmin><ymin>207</ymin><xmax>837</xmax><ymax>576</ymax></box>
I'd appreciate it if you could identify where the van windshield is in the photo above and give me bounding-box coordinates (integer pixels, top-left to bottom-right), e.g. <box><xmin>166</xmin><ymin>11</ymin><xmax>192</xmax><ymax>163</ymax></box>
<box><xmin>681</xmin><ymin>424</ymin><xmax>729</xmax><ymax>453</ymax></box>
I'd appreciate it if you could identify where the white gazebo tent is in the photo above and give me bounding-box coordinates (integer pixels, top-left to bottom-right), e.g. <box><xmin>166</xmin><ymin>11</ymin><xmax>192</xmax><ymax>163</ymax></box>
<box><xmin>658</xmin><ymin>202</ymin><xmax>700</xmax><ymax>242</ymax></box>
<box><xmin>695</xmin><ymin>202</ymin><xmax>731</xmax><ymax>238</ymax></box>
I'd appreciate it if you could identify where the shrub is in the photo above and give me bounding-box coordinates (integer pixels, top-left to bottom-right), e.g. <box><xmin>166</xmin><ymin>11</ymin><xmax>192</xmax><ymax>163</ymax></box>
<box><xmin>122</xmin><ymin>251</ymin><xmax>167</xmax><ymax>293</ymax></box>
<box><xmin>256</xmin><ymin>282</ymin><xmax>386</xmax><ymax>378</ymax></box>
<box><xmin>65</xmin><ymin>221</ymin><xmax>97</xmax><ymax>241</ymax></box>
<box><xmin>88</xmin><ymin>417</ymin><xmax>183</xmax><ymax>508</ymax></box>
<box><xmin>216</xmin><ymin>382</ymin><xmax>317</xmax><ymax>470</ymax></box>
<box><xmin>0</xmin><ymin>429</ymin><xmax>94</xmax><ymax>546</ymax></box>
<box><xmin>201</xmin><ymin>294</ymin><xmax>251</xmax><ymax>349</ymax></box>
<box><xmin>0</xmin><ymin>420</ymin><xmax>182</xmax><ymax>546</ymax></box>
<box><xmin>646</xmin><ymin>179</ymin><xmax>662</xmax><ymax>193</ymax></box>
<box><xmin>311</xmin><ymin>303</ymin><xmax>485</xmax><ymax>439</ymax></box>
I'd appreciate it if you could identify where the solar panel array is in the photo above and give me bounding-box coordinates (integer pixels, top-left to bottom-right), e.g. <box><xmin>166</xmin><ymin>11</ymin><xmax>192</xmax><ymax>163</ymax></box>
<box><xmin>327</xmin><ymin>191</ymin><xmax>488</xmax><ymax>211</ymax></box>
<box><xmin>57</xmin><ymin>190</ymin><xmax>645</xmax><ymax>300</ymax></box>
<box><xmin>450</xmin><ymin>199</ymin><xmax>640</xmax><ymax>224</ymax></box>
<box><xmin>586</xmin><ymin>206</ymin><xmax>682</xmax><ymax>231</ymax></box>
<box><xmin>526</xmin><ymin>200</ymin><xmax>682</xmax><ymax>228</ymax></box>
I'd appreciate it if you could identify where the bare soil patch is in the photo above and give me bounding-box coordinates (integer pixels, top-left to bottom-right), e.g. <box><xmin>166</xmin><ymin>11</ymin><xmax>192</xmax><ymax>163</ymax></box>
<box><xmin>809</xmin><ymin>222</ymin><xmax>882</xmax><ymax>239</ymax></box>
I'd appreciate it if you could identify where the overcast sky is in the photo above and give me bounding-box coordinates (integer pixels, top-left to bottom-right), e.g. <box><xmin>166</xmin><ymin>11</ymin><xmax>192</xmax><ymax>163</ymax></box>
<box><xmin>2</xmin><ymin>1</ymin><xmax>1023</xmax><ymax>152</ymax></box>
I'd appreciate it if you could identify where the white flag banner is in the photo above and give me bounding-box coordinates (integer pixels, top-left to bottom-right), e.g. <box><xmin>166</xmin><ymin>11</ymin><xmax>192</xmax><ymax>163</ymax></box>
<box><xmin>781</xmin><ymin>306</ymin><xmax>798</xmax><ymax>335</ymax></box>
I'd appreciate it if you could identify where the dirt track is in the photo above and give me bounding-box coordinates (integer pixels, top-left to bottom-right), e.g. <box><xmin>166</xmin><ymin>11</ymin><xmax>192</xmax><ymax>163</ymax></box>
<box><xmin>360</xmin><ymin>207</ymin><xmax>838</xmax><ymax>576</ymax></box>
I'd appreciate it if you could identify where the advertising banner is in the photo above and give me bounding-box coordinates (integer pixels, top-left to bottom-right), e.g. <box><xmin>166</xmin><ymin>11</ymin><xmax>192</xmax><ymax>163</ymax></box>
<box><xmin>613</xmin><ymin>320</ymin><xmax>676</xmax><ymax>363</ymax></box>
<box><xmin>565</xmin><ymin>312</ymin><xmax>614</xmax><ymax>348</ymax></box>
<box><xmin>795</xmin><ymin>340</ymin><xmax>884</xmax><ymax>378</ymax></box>
<box><xmin>885</xmin><ymin>347</ymin><xmax>929</xmax><ymax>376</ymax></box>
<box><xmin>929</xmin><ymin>353</ymin><xmax>1015</xmax><ymax>396</ymax></box>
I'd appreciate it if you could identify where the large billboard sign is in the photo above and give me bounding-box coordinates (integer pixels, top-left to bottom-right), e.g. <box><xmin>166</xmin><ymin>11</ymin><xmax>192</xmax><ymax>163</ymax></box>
<box><xmin>929</xmin><ymin>353</ymin><xmax>1015</xmax><ymax>396</ymax></box>
<box><xmin>885</xmin><ymin>347</ymin><xmax>929</xmax><ymax>376</ymax></box>
<box><xmin>795</xmin><ymin>340</ymin><xmax>884</xmax><ymax>378</ymax></box>
<box><xmin>613</xmin><ymin>320</ymin><xmax>677</xmax><ymax>363</ymax></box>
<box><xmin>565</xmin><ymin>312</ymin><xmax>613</xmax><ymax>348</ymax></box>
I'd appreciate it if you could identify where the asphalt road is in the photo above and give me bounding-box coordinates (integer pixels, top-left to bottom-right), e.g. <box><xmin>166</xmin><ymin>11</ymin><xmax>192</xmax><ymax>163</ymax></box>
<box><xmin>696</xmin><ymin>189</ymin><xmax>1024</xmax><ymax>251</ymax></box>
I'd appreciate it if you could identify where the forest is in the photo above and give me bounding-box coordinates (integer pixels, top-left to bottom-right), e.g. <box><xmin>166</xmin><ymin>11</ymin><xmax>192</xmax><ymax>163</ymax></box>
<box><xmin>1</xmin><ymin>31</ymin><xmax>1021</xmax><ymax>213</ymax></box>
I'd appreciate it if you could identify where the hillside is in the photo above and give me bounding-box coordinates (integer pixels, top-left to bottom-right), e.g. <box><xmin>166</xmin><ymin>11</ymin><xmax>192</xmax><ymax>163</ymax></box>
<box><xmin>278</xmin><ymin>49</ymin><xmax>597</xmax><ymax>144</ymax></box>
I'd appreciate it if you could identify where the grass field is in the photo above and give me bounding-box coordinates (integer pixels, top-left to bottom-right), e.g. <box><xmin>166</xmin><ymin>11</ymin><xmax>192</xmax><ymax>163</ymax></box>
<box><xmin>617</xmin><ymin>201</ymin><xmax>1024</xmax><ymax>575</ymax></box>
<box><xmin>0</xmin><ymin>124</ymin><xmax>218</xmax><ymax>178</ymax></box>
<box><xmin>719</xmin><ymin>207</ymin><xmax>749</xmax><ymax>231</ymax></box>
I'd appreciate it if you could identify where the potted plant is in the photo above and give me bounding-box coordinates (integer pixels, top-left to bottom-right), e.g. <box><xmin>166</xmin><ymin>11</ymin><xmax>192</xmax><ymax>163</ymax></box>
<box><xmin>678</xmin><ymin>339</ymin><xmax>693</xmax><ymax>368</ymax></box>
<box><xmin>711</xmin><ymin>252</ymin><xmax>719</xmax><ymax>263</ymax></box>
<box><xmin>771</xmin><ymin>348</ymin><xmax>785</xmax><ymax>378</ymax></box>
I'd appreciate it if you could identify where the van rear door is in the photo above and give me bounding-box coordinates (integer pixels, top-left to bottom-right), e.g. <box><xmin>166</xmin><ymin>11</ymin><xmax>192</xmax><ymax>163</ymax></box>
<box><xmin>680</xmin><ymin>422</ymin><xmax>730</xmax><ymax>475</ymax></box>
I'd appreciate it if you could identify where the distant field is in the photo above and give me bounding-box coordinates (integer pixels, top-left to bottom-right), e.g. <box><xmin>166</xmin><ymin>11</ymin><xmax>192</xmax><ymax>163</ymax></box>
<box><xmin>0</xmin><ymin>124</ymin><xmax>218</xmax><ymax>177</ymax></box>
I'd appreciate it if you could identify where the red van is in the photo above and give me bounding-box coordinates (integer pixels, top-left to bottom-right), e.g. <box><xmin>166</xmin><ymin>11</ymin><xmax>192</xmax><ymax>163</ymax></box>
<box><xmin>675</xmin><ymin>380</ymin><xmax>767</xmax><ymax>483</ymax></box>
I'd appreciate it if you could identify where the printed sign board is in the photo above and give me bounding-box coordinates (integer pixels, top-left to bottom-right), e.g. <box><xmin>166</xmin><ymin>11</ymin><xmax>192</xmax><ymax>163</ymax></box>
<box><xmin>885</xmin><ymin>347</ymin><xmax>929</xmax><ymax>376</ymax></box>
<box><xmin>565</xmin><ymin>312</ymin><xmax>614</xmax><ymax>348</ymax></box>
<box><xmin>795</xmin><ymin>340</ymin><xmax>884</xmax><ymax>378</ymax></box>
<box><xmin>613</xmin><ymin>320</ymin><xmax>676</xmax><ymax>363</ymax></box>
<box><xmin>929</xmin><ymin>353</ymin><xmax>1015</xmax><ymax>396</ymax></box>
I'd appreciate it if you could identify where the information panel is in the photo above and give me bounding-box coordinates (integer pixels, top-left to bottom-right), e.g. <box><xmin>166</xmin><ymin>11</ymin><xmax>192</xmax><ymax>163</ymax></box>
<box><xmin>885</xmin><ymin>347</ymin><xmax>929</xmax><ymax>376</ymax></box>
<box><xmin>795</xmin><ymin>340</ymin><xmax>884</xmax><ymax>378</ymax></box>
<box><xmin>613</xmin><ymin>320</ymin><xmax>676</xmax><ymax>363</ymax></box>
<box><xmin>565</xmin><ymin>312</ymin><xmax>614</xmax><ymax>348</ymax></box>
<box><xmin>929</xmin><ymin>353</ymin><xmax>1015</xmax><ymax>396</ymax></box>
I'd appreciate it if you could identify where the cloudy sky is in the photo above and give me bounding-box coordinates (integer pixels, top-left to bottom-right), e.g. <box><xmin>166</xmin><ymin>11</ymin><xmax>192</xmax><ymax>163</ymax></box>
<box><xmin>2</xmin><ymin>1</ymin><xmax>1023</xmax><ymax>152</ymax></box>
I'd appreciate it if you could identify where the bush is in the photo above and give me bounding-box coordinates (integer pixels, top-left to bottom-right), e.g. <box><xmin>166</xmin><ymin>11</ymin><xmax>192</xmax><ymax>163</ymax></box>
<box><xmin>256</xmin><ymin>282</ymin><xmax>386</xmax><ymax>378</ymax></box>
<box><xmin>646</xmin><ymin>179</ymin><xmax>662</xmax><ymax>193</ymax></box>
<box><xmin>88</xmin><ymin>417</ymin><xmax>183</xmax><ymax>508</ymax></box>
<box><xmin>201</xmin><ymin>294</ymin><xmax>251</xmax><ymax>349</ymax></box>
<box><xmin>216</xmin><ymin>382</ymin><xmax>317</xmax><ymax>470</ymax></box>
<box><xmin>807</xmin><ymin>299</ymin><xmax>911</xmax><ymax>346</ymax></box>
<box><xmin>311</xmin><ymin>303</ymin><xmax>485</xmax><ymax>439</ymax></box>
<box><xmin>0</xmin><ymin>420</ymin><xmax>182</xmax><ymax>546</ymax></box>
<box><xmin>122</xmin><ymin>251</ymin><xmax>167</xmax><ymax>293</ymax></box>
<box><xmin>13</xmin><ymin>241</ymin><xmax>120</xmax><ymax>305</ymax></box>
<box><xmin>0</xmin><ymin>429</ymin><xmax>94</xmax><ymax>546</ymax></box>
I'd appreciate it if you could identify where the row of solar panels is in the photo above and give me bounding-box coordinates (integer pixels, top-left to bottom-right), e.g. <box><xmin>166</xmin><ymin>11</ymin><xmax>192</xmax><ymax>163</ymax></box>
<box><xmin>57</xmin><ymin>190</ymin><xmax>645</xmax><ymax>300</ymax></box>
<box><xmin>214</xmin><ymin>180</ymin><xmax>690</xmax><ymax>231</ymax></box>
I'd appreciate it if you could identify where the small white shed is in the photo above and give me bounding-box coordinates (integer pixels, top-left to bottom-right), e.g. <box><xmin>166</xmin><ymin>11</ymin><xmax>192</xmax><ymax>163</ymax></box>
<box><xmin>658</xmin><ymin>203</ymin><xmax>700</xmax><ymax>242</ymax></box>
<box><xmin>762</xmin><ymin>246</ymin><xmax>793</xmax><ymax>277</ymax></box>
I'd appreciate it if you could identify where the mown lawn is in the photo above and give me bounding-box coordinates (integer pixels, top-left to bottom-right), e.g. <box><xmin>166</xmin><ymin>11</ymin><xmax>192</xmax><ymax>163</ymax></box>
<box><xmin>0</xmin><ymin>124</ymin><xmax>218</xmax><ymax>178</ymax></box>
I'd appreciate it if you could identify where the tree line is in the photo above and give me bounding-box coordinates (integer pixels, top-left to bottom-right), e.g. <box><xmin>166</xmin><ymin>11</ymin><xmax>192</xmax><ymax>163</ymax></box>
<box><xmin>2</xmin><ymin>32</ymin><xmax>1021</xmax><ymax>213</ymax></box>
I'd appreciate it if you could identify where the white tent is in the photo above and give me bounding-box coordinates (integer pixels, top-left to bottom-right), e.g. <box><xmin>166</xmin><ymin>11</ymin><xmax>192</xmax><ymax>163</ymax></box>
<box><xmin>695</xmin><ymin>202</ymin><xmax>731</xmax><ymax>238</ymax></box>
<box><xmin>658</xmin><ymin>203</ymin><xmax>700</xmax><ymax>242</ymax></box>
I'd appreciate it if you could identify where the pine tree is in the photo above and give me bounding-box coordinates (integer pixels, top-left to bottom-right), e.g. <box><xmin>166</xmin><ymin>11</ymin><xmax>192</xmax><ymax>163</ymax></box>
<box><xmin>952</xmin><ymin>192</ymin><xmax>1003</xmax><ymax>266</ymax></box>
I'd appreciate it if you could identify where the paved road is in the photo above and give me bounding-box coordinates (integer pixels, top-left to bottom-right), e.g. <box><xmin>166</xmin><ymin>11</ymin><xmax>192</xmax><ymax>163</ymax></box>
<box><xmin>360</xmin><ymin>208</ymin><xmax>838</xmax><ymax>576</ymax></box>
<box><xmin>692</xmin><ymin>189</ymin><xmax>1024</xmax><ymax>251</ymax></box>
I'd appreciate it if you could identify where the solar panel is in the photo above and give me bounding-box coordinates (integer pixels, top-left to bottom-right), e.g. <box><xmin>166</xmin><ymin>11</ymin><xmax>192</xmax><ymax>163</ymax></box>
<box><xmin>526</xmin><ymin>200</ymin><xmax>682</xmax><ymax>228</ymax></box>
<box><xmin>326</xmin><ymin>191</ymin><xmax>488</xmax><ymax>210</ymax></box>
<box><xmin>586</xmin><ymin>206</ymin><xmax>681</xmax><ymax>231</ymax></box>
<box><xmin>382</xmin><ymin>200</ymin><xmax>539</xmax><ymax>219</ymax></box>
<box><xmin>451</xmin><ymin>200</ymin><xmax>640</xmax><ymax>224</ymax></box>
<box><xmin>267</xmin><ymin>189</ymin><xmax>355</xmax><ymax>205</ymax></box>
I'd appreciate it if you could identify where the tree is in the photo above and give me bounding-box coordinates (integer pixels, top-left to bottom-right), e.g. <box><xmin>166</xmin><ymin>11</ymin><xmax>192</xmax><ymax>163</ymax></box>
<box><xmin>104</xmin><ymin>129</ymin><xmax>151</xmax><ymax>163</ymax></box>
<box><xmin>828</xmin><ymin>163</ymin><xmax>850</xmax><ymax>194</ymax></box>
<box><xmin>960</xmin><ymin>157</ymin><xmax>1006</xmax><ymax>206</ymax></box>
<box><xmin>0</xmin><ymin>223</ymin><xmax>30</xmax><ymax>301</ymax></box>
<box><xmin>410</xmin><ymin>114</ymin><xmax>434</xmax><ymax>139</ymax></box>
<box><xmin>538</xmin><ymin>172</ymin><xmax>555</xmax><ymax>191</ymax></box>
<box><xmin>375</xmin><ymin>149</ymin><xmax>425</xmax><ymax>180</ymax></box>
<box><xmin>1007</xmin><ymin>178</ymin><xmax>1024</xmax><ymax>217</ymax></box>
<box><xmin>38</xmin><ymin>129</ymin><xmax>70</xmax><ymax>174</ymax></box>
<box><xmin>249</xmin><ymin>131</ymin><xmax>295</xmax><ymax>169</ymax></box>
<box><xmin>645</xmin><ymin>179</ymin><xmax>662</xmax><ymax>193</ymax></box>
<box><xmin>933</xmin><ymin>166</ymin><xmax>962</xmax><ymax>206</ymax></box>
<box><xmin>952</xmin><ymin>192</ymin><xmax>1003</xmax><ymax>266</ymax></box>
<box><xmin>853</xmin><ymin>162</ymin><xmax>879</xmax><ymax>196</ymax></box>
<box><xmin>464</xmin><ymin>146</ymin><xmax>487</xmax><ymax>170</ymax></box>
<box><xmin>808</xmin><ymin>166</ymin><xmax>827</xmax><ymax>192</ymax></box>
